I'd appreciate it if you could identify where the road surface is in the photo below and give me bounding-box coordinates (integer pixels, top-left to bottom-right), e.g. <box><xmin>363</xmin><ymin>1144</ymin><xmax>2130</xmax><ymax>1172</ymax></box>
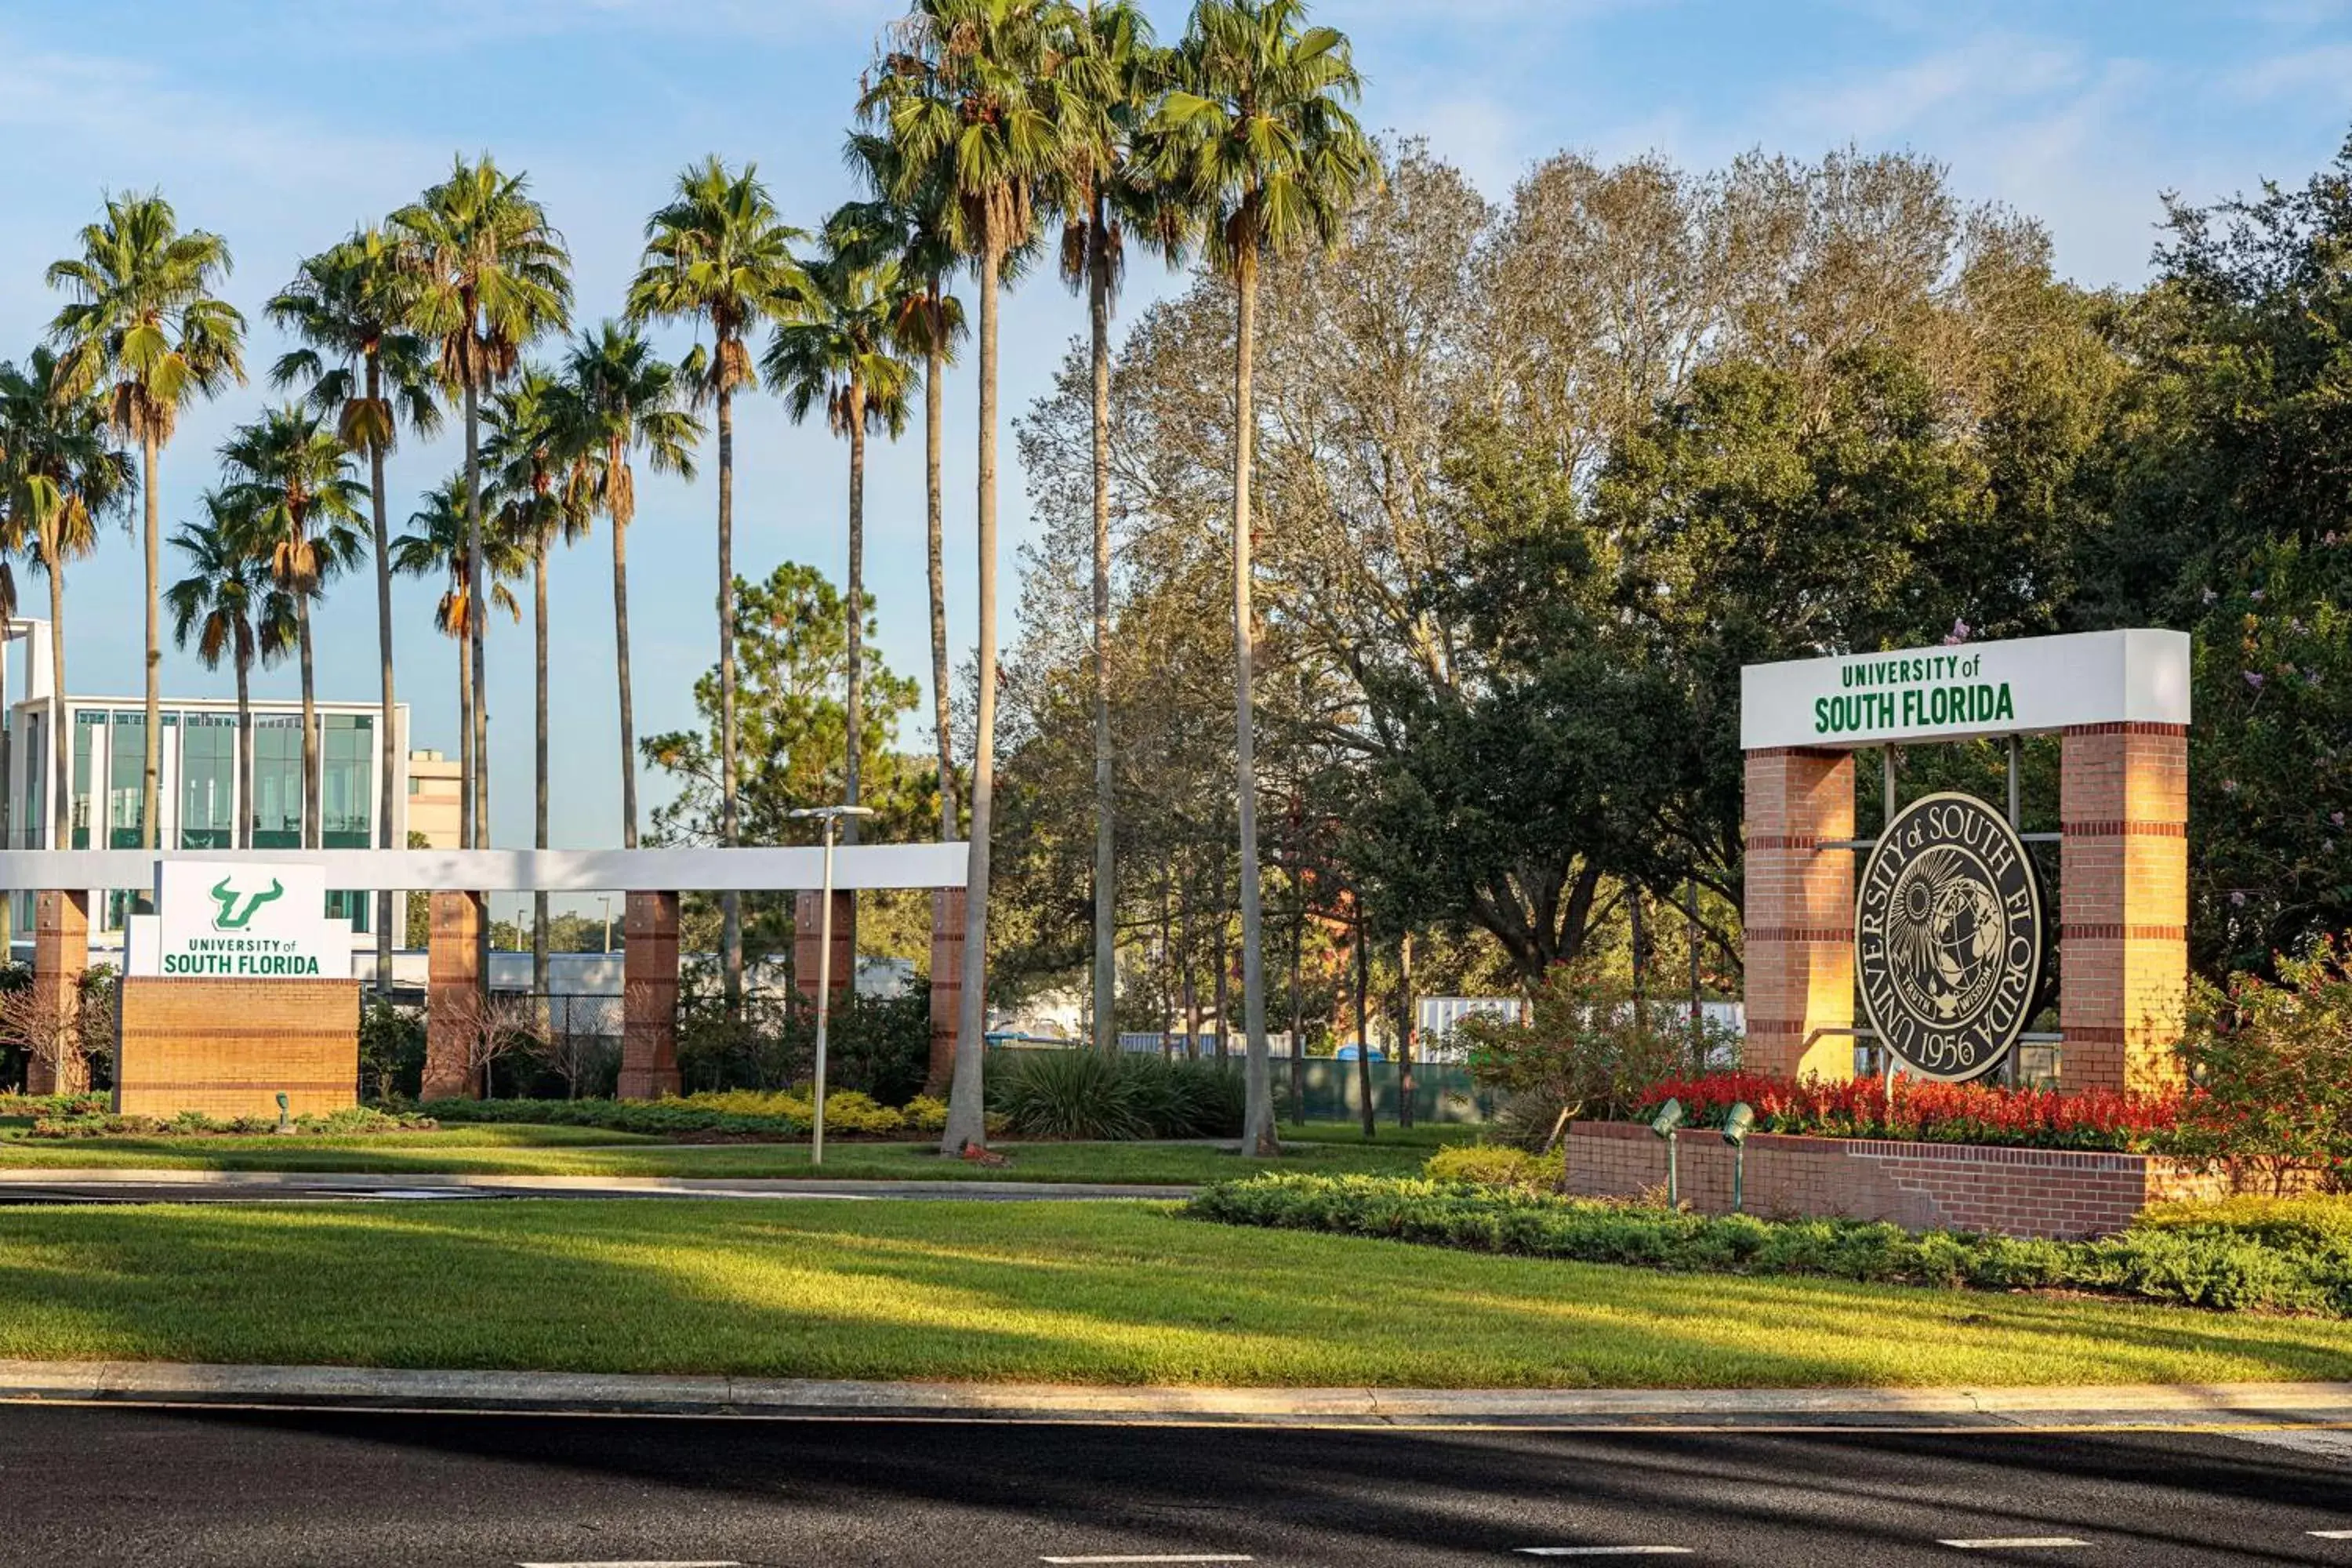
<box><xmin>5</xmin><ymin>1403</ymin><xmax>2350</xmax><ymax>1566</ymax></box>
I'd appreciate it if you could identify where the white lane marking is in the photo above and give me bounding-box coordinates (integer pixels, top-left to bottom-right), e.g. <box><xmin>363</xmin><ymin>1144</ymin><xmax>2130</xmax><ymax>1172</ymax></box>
<box><xmin>1041</xmin><ymin>1558</ymin><xmax>1254</xmax><ymax>1564</ymax></box>
<box><xmin>2310</xmin><ymin>1530</ymin><xmax>2352</xmax><ymax>1539</ymax></box>
<box><xmin>1515</xmin><ymin>1552</ymin><xmax>1693</xmax><ymax>1559</ymax></box>
<box><xmin>514</xmin><ymin>1560</ymin><xmax>742</xmax><ymax>1566</ymax></box>
<box><xmin>1938</xmin><ymin>1541</ymin><xmax>2089</xmax><ymax>1551</ymax></box>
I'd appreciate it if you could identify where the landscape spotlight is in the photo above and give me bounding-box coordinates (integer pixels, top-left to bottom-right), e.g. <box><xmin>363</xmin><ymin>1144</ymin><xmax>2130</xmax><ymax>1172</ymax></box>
<box><xmin>1722</xmin><ymin>1101</ymin><xmax>1756</xmax><ymax>1213</ymax></box>
<box><xmin>1650</xmin><ymin>1097</ymin><xmax>1684</xmax><ymax>1208</ymax></box>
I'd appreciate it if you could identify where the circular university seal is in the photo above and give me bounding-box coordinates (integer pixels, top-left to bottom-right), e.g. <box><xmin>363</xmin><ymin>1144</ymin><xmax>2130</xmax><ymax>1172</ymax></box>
<box><xmin>1854</xmin><ymin>792</ymin><xmax>2046</xmax><ymax>1082</ymax></box>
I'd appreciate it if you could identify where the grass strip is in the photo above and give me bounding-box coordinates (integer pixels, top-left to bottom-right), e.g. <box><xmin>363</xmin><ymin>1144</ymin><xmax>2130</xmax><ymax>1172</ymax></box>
<box><xmin>3</xmin><ymin>1198</ymin><xmax>2352</xmax><ymax>1387</ymax></box>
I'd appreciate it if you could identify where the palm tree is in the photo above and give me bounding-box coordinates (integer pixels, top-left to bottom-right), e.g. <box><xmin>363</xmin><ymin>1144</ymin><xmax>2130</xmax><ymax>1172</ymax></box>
<box><xmin>166</xmin><ymin>499</ymin><xmax>296</xmax><ymax>851</ymax></box>
<box><xmin>267</xmin><ymin>225</ymin><xmax>443</xmax><ymax>982</ymax></box>
<box><xmin>44</xmin><ymin>191</ymin><xmax>245</xmax><ymax>851</ymax></box>
<box><xmin>626</xmin><ymin>157</ymin><xmax>802</xmax><ymax>1012</ymax></box>
<box><xmin>551</xmin><ymin>324</ymin><xmax>702</xmax><ymax>858</ymax></box>
<box><xmin>390</xmin><ymin>154</ymin><xmax>573</xmax><ymax>851</ymax></box>
<box><xmin>0</xmin><ymin>349</ymin><xmax>132</xmax><ymax>854</ymax></box>
<box><xmin>485</xmin><ymin>367</ymin><xmax>593</xmax><ymax>1004</ymax></box>
<box><xmin>1063</xmin><ymin>0</ymin><xmax>1189</xmax><ymax>1051</ymax></box>
<box><xmin>766</xmin><ymin>209</ymin><xmax>916</xmax><ymax>842</ymax></box>
<box><xmin>392</xmin><ymin>481</ymin><xmax>527</xmax><ymax>828</ymax></box>
<box><xmin>862</xmin><ymin>0</ymin><xmax>1092</xmax><ymax>1152</ymax></box>
<box><xmin>843</xmin><ymin>136</ymin><xmax>969</xmax><ymax>844</ymax></box>
<box><xmin>1158</xmin><ymin>0</ymin><xmax>1378</xmax><ymax>1155</ymax></box>
<box><xmin>215</xmin><ymin>406</ymin><xmax>369</xmax><ymax>851</ymax></box>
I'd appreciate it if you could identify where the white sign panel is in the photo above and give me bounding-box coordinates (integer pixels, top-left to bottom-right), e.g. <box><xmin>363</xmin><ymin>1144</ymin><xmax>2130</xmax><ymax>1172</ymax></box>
<box><xmin>124</xmin><ymin>913</ymin><xmax>160</xmax><ymax>978</ymax></box>
<box><xmin>1740</xmin><ymin>629</ymin><xmax>2190</xmax><ymax>752</ymax></box>
<box><xmin>153</xmin><ymin>860</ymin><xmax>343</xmax><ymax>979</ymax></box>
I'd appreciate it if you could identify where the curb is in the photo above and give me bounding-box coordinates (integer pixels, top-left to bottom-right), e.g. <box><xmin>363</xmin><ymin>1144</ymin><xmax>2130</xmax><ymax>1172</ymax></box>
<box><xmin>3</xmin><ymin>1361</ymin><xmax>2350</xmax><ymax>1429</ymax></box>
<box><xmin>0</xmin><ymin>1170</ymin><xmax>1198</xmax><ymax>1200</ymax></box>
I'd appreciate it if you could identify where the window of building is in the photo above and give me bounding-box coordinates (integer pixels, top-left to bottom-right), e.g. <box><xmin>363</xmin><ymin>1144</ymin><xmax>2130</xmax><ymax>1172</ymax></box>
<box><xmin>252</xmin><ymin>717</ymin><xmax>302</xmax><ymax>848</ymax></box>
<box><xmin>106</xmin><ymin>710</ymin><xmax>146</xmax><ymax>849</ymax></box>
<box><xmin>71</xmin><ymin>710</ymin><xmax>100</xmax><ymax>850</ymax></box>
<box><xmin>321</xmin><ymin>713</ymin><xmax>372</xmax><ymax>848</ymax></box>
<box><xmin>325</xmin><ymin>887</ymin><xmax>370</xmax><ymax>935</ymax></box>
<box><xmin>179</xmin><ymin>714</ymin><xmax>236</xmax><ymax>849</ymax></box>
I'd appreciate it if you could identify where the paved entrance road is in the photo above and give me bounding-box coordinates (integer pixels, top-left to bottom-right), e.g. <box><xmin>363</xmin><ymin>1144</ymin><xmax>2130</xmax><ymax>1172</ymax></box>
<box><xmin>6</xmin><ymin>1404</ymin><xmax>2351</xmax><ymax>1567</ymax></box>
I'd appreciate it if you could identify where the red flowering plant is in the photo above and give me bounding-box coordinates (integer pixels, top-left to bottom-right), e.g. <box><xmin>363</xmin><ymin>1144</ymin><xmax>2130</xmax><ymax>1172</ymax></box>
<box><xmin>1630</xmin><ymin>1071</ymin><xmax>2183</xmax><ymax>1153</ymax></box>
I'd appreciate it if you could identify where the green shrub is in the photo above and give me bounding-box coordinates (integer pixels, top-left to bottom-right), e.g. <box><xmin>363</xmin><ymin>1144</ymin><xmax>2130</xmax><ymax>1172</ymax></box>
<box><xmin>419</xmin><ymin>1098</ymin><xmax>805</xmax><ymax>1139</ymax></box>
<box><xmin>1187</xmin><ymin>1174</ymin><xmax>2352</xmax><ymax>1317</ymax></box>
<box><xmin>27</xmin><ymin>1105</ymin><xmax>437</xmax><ymax>1140</ymax></box>
<box><xmin>2168</xmin><ymin>937</ymin><xmax>2352</xmax><ymax>1192</ymax></box>
<box><xmin>987</xmin><ymin>1051</ymin><xmax>1246</xmax><ymax>1140</ymax></box>
<box><xmin>1425</xmin><ymin>1142</ymin><xmax>1565</xmax><ymax>1192</ymax></box>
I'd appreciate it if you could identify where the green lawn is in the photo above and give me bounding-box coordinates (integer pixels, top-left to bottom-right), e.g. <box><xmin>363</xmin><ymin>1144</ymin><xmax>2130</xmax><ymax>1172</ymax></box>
<box><xmin>1</xmin><ymin>1198</ymin><xmax>2347</xmax><ymax>1388</ymax></box>
<box><xmin>0</xmin><ymin>1131</ymin><xmax>1450</xmax><ymax>1182</ymax></box>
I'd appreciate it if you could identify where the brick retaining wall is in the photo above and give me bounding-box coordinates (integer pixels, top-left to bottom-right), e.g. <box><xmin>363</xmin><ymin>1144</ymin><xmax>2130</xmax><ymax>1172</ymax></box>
<box><xmin>1563</xmin><ymin>1120</ymin><xmax>2261</xmax><ymax>1240</ymax></box>
<box><xmin>116</xmin><ymin>978</ymin><xmax>361</xmax><ymax>1119</ymax></box>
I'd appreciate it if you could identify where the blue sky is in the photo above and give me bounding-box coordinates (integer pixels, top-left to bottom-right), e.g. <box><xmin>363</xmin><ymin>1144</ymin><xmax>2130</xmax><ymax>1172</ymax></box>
<box><xmin>3</xmin><ymin>0</ymin><xmax>2350</xmax><ymax>866</ymax></box>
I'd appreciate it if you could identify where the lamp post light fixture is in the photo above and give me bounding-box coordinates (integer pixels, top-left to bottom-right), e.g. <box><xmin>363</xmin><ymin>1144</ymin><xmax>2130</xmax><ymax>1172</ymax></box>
<box><xmin>1722</xmin><ymin>1100</ymin><xmax>1756</xmax><ymax>1213</ymax></box>
<box><xmin>1649</xmin><ymin>1096</ymin><xmax>1685</xmax><ymax>1209</ymax></box>
<box><xmin>787</xmin><ymin>804</ymin><xmax>876</xmax><ymax>1167</ymax></box>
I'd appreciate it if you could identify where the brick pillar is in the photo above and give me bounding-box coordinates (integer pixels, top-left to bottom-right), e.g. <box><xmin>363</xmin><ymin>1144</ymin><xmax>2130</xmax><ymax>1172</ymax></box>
<box><xmin>1742</xmin><ymin>747</ymin><xmax>1857</xmax><ymax>1082</ymax></box>
<box><xmin>793</xmin><ymin>889</ymin><xmax>856</xmax><ymax>1005</ymax></box>
<box><xmin>2060</xmin><ymin>723</ymin><xmax>2188</xmax><ymax>1094</ymax></box>
<box><xmin>421</xmin><ymin>891</ymin><xmax>485</xmax><ymax>1100</ymax></box>
<box><xmin>617</xmin><ymin>891</ymin><xmax>681</xmax><ymax>1100</ymax></box>
<box><xmin>927</xmin><ymin>887</ymin><xmax>966</xmax><ymax>1092</ymax></box>
<box><xmin>27</xmin><ymin>890</ymin><xmax>89</xmax><ymax>1096</ymax></box>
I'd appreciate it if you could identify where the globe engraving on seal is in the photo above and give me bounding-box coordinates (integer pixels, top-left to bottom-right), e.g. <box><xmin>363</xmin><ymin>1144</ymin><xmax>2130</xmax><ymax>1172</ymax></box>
<box><xmin>1854</xmin><ymin>792</ymin><xmax>2046</xmax><ymax>1082</ymax></box>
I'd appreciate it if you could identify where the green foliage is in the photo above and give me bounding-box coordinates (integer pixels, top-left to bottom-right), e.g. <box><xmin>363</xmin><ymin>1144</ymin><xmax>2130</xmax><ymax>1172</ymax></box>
<box><xmin>2169</xmin><ymin>937</ymin><xmax>2352</xmax><ymax>1192</ymax></box>
<box><xmin>419</xmin><ymin>1098</ymin><xmax>807</xmax><ymax>1140</ymax></box>
<box><xmin>1423</xmin><ymin>1142</ymin><xmax>1565</xmax><ymax>1192</ymax></box>
<box><xmin>666</xmin><ymin>980</ymin><xmax>930</xmax><ymax>1104</ymax></box>
<box><xmin>1454</xmin><ymin>964</ymin><xmax>1733</xmax><ymax>1147</ymax></box>
<box><xmin>1190</xmin><ymin>1174</ymin><xmax>2352</xmax><ymax>1316</ymax></box>
<box><xmin>987</xmin><ymin>1050</ymin><xmax>1245</xmax><ymax>1141</ymax></box>
<box><xmin>30</xmin><ymin>1105</ymin><xmax>434</xmax><ymax>1139</ymax></box>
<box><xmin>358</xmin><ymin>997</ymin><xmax>426</xmax><ymax>1104</ymax></box>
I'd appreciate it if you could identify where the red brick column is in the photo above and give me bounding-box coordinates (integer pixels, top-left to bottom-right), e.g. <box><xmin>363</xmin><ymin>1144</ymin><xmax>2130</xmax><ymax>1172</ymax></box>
<box><xmin>421</xmin><ymin>891</ymin><xmax>484</xmax><ymax>1100</ymax></box>
<box><xmin>2060</xmin><ymin>723</ymin><xmax>2188</xmax><ymax>1094</ymax></box>
<box><xmin>28</xmin><ymin>890</ymin><xmax>89</xmax><ymax>1096</ymax></box>
<box><xmin>1742</xmin><ymin>748</ymin><xmax>1857</xmax><ymax>1082</ymax></box>
<box><xmin>618</xmin><ymin>891</ymin><xmax>681</xmax><ymax>1100</ymax></box>
<box><xmin>928</xmin><ymin>887</ymin><xmax>966</xmax><ymax>1091</ymax></box>
<box><xmin>793</xmin><ymin>890</ymin><xmax>856</xmax><ymax>1006</ymax></box>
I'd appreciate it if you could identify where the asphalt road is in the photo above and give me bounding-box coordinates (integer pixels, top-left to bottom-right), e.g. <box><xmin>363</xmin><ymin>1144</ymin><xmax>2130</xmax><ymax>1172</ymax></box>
<box><xmin>6</xmin><ymin>1404</ymin><xmax>2352</xmax><ymax>1566</ymax></box>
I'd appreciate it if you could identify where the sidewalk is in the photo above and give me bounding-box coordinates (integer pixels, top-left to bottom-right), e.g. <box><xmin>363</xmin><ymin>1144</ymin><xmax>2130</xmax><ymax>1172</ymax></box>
<box><xmin>0</xmin><ymin>1169</ymin><xmax>1196</xmax><ymax>1201</ymax></box>
<box><xmin>4</xmin><ymin>1359</ymin><xmax>2350</xmax><ymax>1429</ymax></box>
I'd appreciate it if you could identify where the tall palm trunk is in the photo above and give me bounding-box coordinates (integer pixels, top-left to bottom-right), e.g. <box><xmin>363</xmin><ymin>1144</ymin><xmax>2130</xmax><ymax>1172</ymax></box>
<box><xmin>140</xmin><ymin>429</ymin><xmax>161</xmax><ymax>849</ymax></box>
<box><xmin>717</xmin><ymin>376</ymin><xmax>743</xmax><ymax>1017</ymax></box>
<box><xmin>456</xmin><ymin>607</ymin><xmax>474</xmax><ymax>856</ymax></box>
<box><xmin>45</xmin><ymin>561</ymin><xmax>68</xmax><ymax>853</ymax></box>
<box><xmin>296</xmin><ymin>593</ymin><xmax>319</xmax><ymax>851</ymax></box>
<box><xmin>1230</xmin><ymin>251</ymin><xmax>1277</xmax><ymax>1157</ymax></box>
<box><xmin>0</xmin><ymin>608</ymin><xmax>13</xmax><ymax>947</ymax></box>
<box><xmin>1089</xmin><ymin>198</ymin><xmax>1116</xmax><ymax>1054</ymax></box>
<box><xmin>463</xmin><ymin>380</ymin><xmax>484</xmax><ymax>852</ymax></box>
<box><xmin>942</xmin><ymin>241</ymin><xmax>1003</xmax><ymax>1154</ymax></box>
<box><xmin>613</xmin><ymin>500</ymin><xmax>638</xmax><ymax>849</ymax></box>
<box><xmin>365</xmin><ymin>358</ymin><xmax>397</xmax><ymax>989</ymax></box>
<box><xmin>532</xmin><ymin>545</ymin><xmax>550</xmax><ymax>1012</ymax></box>
<box><xmin>844</xmin><ymin>381</ymin><xmax>866</xmax><ymax>844</ymax></box>
<box><xmin>234</xmin><ymin>651</ymin><xmax>252</xmax><ymax>853</ymax></box>
<box><xmin>926</xmin><ymin>296</ymin><xmax>953</xmax><ymax>843</ymax></box>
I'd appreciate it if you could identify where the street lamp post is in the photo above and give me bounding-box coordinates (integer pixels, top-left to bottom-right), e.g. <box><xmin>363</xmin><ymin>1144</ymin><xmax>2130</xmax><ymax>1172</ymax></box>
<box><xmin>789</xmin><ymin>804</ymin><xmax>874</xmax><ymax>1167</ymax></box>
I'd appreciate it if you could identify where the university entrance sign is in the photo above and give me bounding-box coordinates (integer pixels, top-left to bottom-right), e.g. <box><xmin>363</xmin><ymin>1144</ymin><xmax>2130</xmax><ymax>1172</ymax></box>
<box><xmin>153</xmin><ymin>860</ymin><xmax>343</xmax><ymax>978</ymax></box>
<box><xmin>1855</xmin><ymin>793</ymin><xmax>2046</xmax><ymax>1081</ymax></box>
<box><xmin>1740</xmin><ymin>628</ymin><xmax>2190</xmax><ymax>750</ymax></box>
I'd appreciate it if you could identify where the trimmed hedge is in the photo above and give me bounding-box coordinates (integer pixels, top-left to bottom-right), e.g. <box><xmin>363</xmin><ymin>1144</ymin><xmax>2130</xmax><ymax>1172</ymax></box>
<box><xmin>419</xmin><ymin>1098</ymin><xmax>808</xmax><ymax>1139</ymax></box>
<box><xmin>27</xmin><ymin>1105</ymin><xmax>436</xmax><ymax>1140</ymax></box>
<box><xmin>1188</xmin><ymin>1174</ymin><xmax>2352</xmax><ymax>1316</ymax></box>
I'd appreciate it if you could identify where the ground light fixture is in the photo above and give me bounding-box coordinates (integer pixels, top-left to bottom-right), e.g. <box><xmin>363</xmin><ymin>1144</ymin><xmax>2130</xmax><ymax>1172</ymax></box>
<box><xmin>1722</xmin><ymin>1101</ymin><xmax>1756</xmax><ymax>1212</ymax></box>
<box><xmin>1649</xmin><ymin>1096</ymin><xmax>1684</xmax><ymax>1207</ymax></box>
<box><xmin>786</xmin><ymin>804</ymin><xmax>877</xmax><ymax>1167</ymax></box>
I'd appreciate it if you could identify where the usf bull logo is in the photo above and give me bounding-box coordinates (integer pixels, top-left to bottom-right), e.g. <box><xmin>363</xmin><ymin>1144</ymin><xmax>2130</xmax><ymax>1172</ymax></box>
<box><xmin>209</xmin><ymin>876</ymin><xmax>285</xmax><ymax>931</ymax></box>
